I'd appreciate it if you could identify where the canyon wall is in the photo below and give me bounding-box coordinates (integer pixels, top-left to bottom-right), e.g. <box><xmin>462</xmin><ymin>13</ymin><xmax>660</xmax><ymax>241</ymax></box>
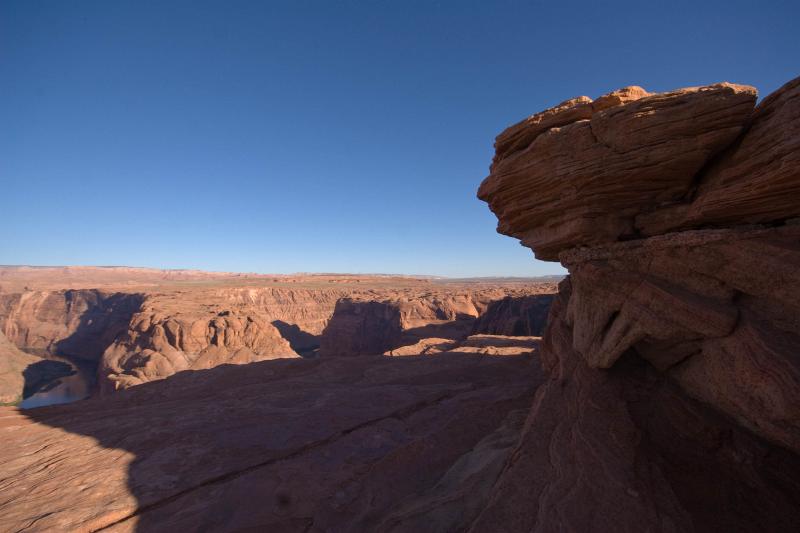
<box><xmin>476</xmin><ymin>76</ymin><xmax>800</xmax><ymax>531</ymax></box>
<box><xmin>0</xmin><ymin>283</ymin><xmax>555</xmax><ymax>393</ymax></box>
<box><xmin>471</xmin><ymin>294</ymin><xmax>554</xmax><ymax>337</ymax></box>
<box><xmin>318</xmin><ymin>290</ymin><xmax>515</xmax><ymax>356</ymax></box>
<box><xmin>0</xmin><ymin>290</ymin><xmax>144</xmax><ymax>360</ymax></box>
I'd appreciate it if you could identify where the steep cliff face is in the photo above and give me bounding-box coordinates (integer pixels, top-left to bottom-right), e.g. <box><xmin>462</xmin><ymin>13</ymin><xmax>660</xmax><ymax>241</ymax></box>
<box><xmin>476</xmin><ymin>76</ymin><xmax>800</xmax><ymax>531</ymax></box>
<box><xmin>318</xmin><ymin>289</ymin><xmax>546</xmax><ymax>356</ymax></box>
<box><xmin>0</xmin><ymin>290</ymin><xmax>145</xmax><ymax>360</ymax></box>
<box><xmin>471</xmin><ymin>294</ymin><xmax>555</xmax><ymax>337</ymax></box>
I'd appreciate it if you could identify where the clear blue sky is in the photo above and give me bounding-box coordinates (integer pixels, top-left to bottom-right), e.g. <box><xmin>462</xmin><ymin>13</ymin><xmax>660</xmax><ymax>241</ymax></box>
<box><xmin>1</xmin><ymin>1</ymin><xmax>797</xmax><ymax>277</ymax></box>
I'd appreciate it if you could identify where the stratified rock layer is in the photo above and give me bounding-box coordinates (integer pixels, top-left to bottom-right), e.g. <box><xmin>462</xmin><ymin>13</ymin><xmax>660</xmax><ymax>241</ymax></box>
<box><xmin>479</xmin><ymin>83</ymin><xmax>757</xmax><ymax>260</ymax></box>
<box><xmin>476</xmin><ymin>76</ymin><xmax>800</xmax><ymax>531</ymax></box>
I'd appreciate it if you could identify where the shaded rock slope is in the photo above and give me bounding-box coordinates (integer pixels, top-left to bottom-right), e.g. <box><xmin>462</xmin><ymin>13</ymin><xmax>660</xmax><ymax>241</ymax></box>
<box><xmin>0</xmin><ymin>351</ymin><xmax>542</xmax><ymax>531</ymax></box>
<box><xmin>473</xmin><ymin>76</ymin><xmax>800</xmax><ymax>531</ymax></box>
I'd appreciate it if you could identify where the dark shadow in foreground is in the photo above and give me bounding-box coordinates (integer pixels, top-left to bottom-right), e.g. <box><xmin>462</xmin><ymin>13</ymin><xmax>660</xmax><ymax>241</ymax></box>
<box><xmin>16</xmin><ymin>352</ymin><xmax>542</xmax><ymax>531</ymax></box>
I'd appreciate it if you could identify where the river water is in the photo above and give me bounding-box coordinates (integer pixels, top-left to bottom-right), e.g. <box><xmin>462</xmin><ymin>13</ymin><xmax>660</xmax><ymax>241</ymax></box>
<box><xmin>19</xmin><ymin>355</ymin><xmax>95</xmax><ymax>409</ymax></box>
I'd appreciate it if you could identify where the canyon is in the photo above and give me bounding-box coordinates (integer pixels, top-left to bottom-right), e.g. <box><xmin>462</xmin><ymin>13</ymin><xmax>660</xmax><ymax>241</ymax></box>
<box><xmin>0</xmin><ymin>73</ymin><xmax>798</xmax><ymax>532</ymax></box>
<box><xmin>0</xmin><ymin>268</ymin><xmax>556</xmax><ymax>402</ymax></box>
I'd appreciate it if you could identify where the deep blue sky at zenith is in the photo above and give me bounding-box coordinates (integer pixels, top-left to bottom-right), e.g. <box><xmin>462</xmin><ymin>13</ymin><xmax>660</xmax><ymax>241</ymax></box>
<box><xmin>1</xmin><ymin>1</ymin><xmax>797</xmax><ymax>277</ymax></box>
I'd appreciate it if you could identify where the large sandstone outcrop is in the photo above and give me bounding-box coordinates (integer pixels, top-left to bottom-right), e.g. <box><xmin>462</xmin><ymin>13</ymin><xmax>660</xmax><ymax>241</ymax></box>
<box><xmin>476</xmin><ymin>76</ymin><xmax>800</xmax><ymax>531</ymax></box>
<box><xmin>479</xmin><ymin>83</ymin><xmax>758</xmax><ymax>260</ymax></box>
<box><xmin>100</xmin><ymin>306</ymin><xmax>299</xmax><ymax>392</ymax></box>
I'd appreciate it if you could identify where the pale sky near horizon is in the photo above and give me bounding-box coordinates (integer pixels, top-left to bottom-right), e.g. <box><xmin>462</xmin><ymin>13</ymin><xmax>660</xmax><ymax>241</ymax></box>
<box><xmin>1</xmin><ymin>1</ymin><xmax>797</xmax><ymax>277</ymax></box>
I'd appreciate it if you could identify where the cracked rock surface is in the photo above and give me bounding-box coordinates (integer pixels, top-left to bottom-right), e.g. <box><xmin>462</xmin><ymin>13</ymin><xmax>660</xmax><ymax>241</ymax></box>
<box><xmin>0</xmin><ymin>352</ymin><xmax>541</xmax><ymax>532</ymax></box>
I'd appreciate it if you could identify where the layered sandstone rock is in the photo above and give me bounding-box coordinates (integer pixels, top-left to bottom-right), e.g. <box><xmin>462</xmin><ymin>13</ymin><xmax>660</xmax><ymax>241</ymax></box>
<box><xmin>100</xmin><ymin>307</ymin><xmax>299</xmax><ymax>392</ymax></box>
<box><xmin>0</xmin><ymin>290</ymin><xmax>145</xmax><ymax>360</ymax></box>
<box><xmin>479</xmin><ymin>83</ymin><xmax>757</xmax><ymax>260</ymax></box>
<box><xmin>476</xmin><ymin>76</ymin><xmax>800</xmax><ymax>531</ymax></box>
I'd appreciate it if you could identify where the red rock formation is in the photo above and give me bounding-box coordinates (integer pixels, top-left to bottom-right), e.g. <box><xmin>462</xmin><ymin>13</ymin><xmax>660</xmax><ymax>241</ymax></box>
<box><xmin>0</xmin><ymin>331</ymin><xmax>37</xmax><ymax>404</ymax></box>
<box><xmin>0</xmin><ymin>280</ymin><xmax>556</xmax><ymax>393</ymax></box>
<box><xmin>0</xmin><ymin>290</ymin><xmax>144</xmax><ymax>360</ymax></box>
<box><xmin>476</xmin><ymin>76</ymin><xmax>800</xmax><ymax>531</ymax></box>
<box><xmin>479</xmin><ymin>83</ymin><xmax>757</xmax><ymax>260</ymax></box>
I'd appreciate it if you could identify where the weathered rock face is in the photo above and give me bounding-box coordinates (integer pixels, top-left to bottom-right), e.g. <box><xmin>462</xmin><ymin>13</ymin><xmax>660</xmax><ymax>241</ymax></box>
<box><xmin>319</xmin><ymin>299</ymin><xmax>404</xmax><ymax>356</ymax></box>
<box><xmin>100</xmin><ymin>308</ymin><xmax>299</xmax><ymax>392</ymax></box>
<box><xmin>477</xmin><ymin>76</ymin><xmax>800</xmax><ymax>530</ymax></box>
<box><xmin>479</xmin><ymin>83</ymin><xmax>758</xmax><ymax>260</ymax></box>
<box><xmin>0</xmin><ymin>290</ymin><xmax>145</xmax><ymax>360</ymax></box>
<box><xmin>472</xmin><ymin>294</ymin><xmax>554</xmax><ymax>337</ymax></box>
<box><xmin>319</xmin><ymin>289</ymin><xmax>547</xmax><ymax>356</ymax></box>
<box><xmin>0</xmin><ymin>353</ymin><xmax>543</xmax><ymax>532</ymax></box>
<box><xmin>637</xmin><ymin>76</ymin><xmax>800</xmax><ymax>235</ymax></box>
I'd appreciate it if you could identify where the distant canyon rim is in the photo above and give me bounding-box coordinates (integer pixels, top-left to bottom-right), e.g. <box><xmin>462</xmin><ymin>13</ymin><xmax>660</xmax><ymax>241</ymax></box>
<box><xmin>0</xmin><ymin>74</ymin><xmax>798</xmax><ymax>532</ymax></box>
<box><xmin>0</xmin><ymin>267</ymin><xmax>558</xmax><ymax>403</ymax></box>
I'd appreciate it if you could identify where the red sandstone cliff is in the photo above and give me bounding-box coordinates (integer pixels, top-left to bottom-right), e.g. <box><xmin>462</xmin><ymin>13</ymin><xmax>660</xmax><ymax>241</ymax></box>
<box><xmin>474</xmin><ymin>76</ymin><xmax>800</xmax><ymax>531</ymax></box>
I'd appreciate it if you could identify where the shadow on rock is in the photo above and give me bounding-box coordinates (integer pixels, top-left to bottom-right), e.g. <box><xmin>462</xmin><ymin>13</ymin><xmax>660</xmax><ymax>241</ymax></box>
<box><xmin>21</xmin><ymin>359</ymin><xmax>75</xmax><ymax>397</ymax></box>
<box><xmin>271</xmin><ymin>320</ymin><xmax>320</xmax><ymax>358</ymax></box>
<box><xmin>5</xmin><ymin>352</ymin><xmax>543</xmax><ymax>532</ymax></box>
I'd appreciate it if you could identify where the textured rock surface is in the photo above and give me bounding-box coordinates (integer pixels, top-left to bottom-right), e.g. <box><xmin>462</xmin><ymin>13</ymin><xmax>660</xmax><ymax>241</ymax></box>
<box><xmin>471</xmin><ymin>284</ymin><xmax>800</xmax><ymax>533</ymax></box>
<box><xmin>0</xmin><ymin>331</ymin><xmax>37</xmax><ymax>404</ymax></box>
<box><xmin>479</xmin><ymin>83</ymin><xmax>757</xmax><ymax>260</ymax></box>
<box><xmin>476</xmin><ymin>76</ymin><xmax>800</xmax><ymax>531</ymax></box>
<box><xmin>0</xmin><ymin>353</ymin><xmax>542</xmax><ymax>532</ymax></box>
<box><xmin>637</xmin><ymin>76</ymin><xmax>800</xmax><ymax>234</ymax></box>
